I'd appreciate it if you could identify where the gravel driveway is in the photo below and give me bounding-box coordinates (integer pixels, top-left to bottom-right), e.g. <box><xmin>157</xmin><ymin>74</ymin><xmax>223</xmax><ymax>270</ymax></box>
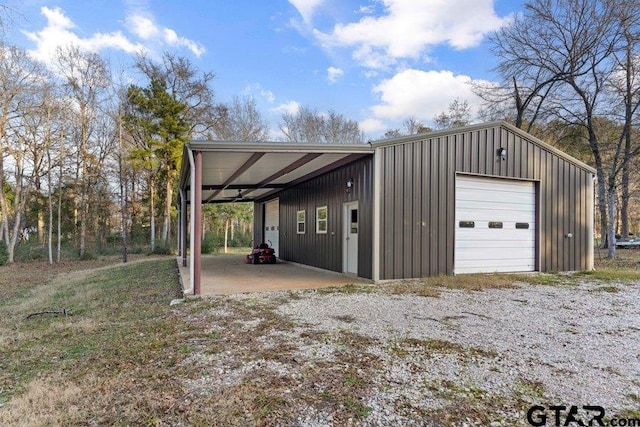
<box><xmin>282</xmin><ymin>281</ymin><xmax>640</xmax><ymax>424</ymax></box>
<box><xmin>187</xmin><ymin>280</ymin><xmax>640</xmax><ymax>426</ymax></box>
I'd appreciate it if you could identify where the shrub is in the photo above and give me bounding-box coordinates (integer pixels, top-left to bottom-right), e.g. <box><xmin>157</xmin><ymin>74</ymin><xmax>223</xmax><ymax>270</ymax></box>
<box><xmin>201</xmin><ymin>233</ymin><xmax>221</xmax><ymax>254</ymax></box>
<box><xmin>150</xmin><ymin>244</ymin><xmax>173</xmax><ymax>256</ymax></box>
<box><xmin>14</xmin><ymin>243</ymin><xmax>46</xmax><ymax>262</ymax></box>
<box><xmin>80</xmin><ymin>251</ymin><xmax>97</xmax><ymax>261</ymax></box>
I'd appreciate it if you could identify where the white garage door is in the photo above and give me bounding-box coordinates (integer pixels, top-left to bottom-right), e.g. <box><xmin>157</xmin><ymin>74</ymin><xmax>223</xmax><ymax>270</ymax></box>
<box><xmin>455</xmin><ymin>175</ymin><xmax>536</xmax><ymax>274</ymax></box>
<box><xmin>264</xmin><ymin>199</ymin><xmax>279</xmax><ymax>257</ymax></box>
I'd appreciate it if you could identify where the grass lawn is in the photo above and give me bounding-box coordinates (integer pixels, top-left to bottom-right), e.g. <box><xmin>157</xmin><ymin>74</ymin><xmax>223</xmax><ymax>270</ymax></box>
<box><xmin>0</xmin><ymin>249</ymin><xmax>639</xmax><ymax>425</ymax></box>
<box><xmin>0</xmin><ymin>256</ymin><xmax>191</xmax><ymax>425</ymax></box>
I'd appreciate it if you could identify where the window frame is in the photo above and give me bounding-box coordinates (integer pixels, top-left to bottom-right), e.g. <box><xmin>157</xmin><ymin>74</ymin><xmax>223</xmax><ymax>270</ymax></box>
<box><xmin>316</xmin><ymin>206</ymin><xmax>328</xmax><ymax>234</ymax></box>
<box><xmin>296</xmin><ymin>210</ymin><xmax>306</xmax><ymax>234</ymax></box>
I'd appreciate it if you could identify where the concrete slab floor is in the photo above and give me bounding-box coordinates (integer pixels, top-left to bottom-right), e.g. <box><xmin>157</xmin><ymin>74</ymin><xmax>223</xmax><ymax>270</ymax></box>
<box><xmin>177</xmin><ymin>254</ymin><xmax>371</xmax><ymax>295</ymax></box>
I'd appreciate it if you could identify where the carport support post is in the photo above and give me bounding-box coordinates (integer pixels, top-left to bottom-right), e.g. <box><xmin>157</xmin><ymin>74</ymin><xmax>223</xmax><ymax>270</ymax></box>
<box><xmin>193</xmin><ymin>150</ymin><xmax>203</xmax><ymax>295</ymax></box>
<box><xmin>180</xmin><ymin>188</ymin><xmax>187</xmax><ymax>267</ymax></box>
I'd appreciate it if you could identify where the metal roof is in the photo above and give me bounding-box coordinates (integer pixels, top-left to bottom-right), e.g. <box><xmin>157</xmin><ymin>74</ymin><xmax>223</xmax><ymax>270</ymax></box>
<box><xmin>178</xmin><ymin>141</ymin><xmax>374</xmax><ymax>204</ymax></box>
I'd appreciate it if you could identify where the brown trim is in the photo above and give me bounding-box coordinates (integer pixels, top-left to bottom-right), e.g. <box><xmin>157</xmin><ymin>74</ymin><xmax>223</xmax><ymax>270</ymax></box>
<box><xmin>180</xmin><ymin>189</ymin><xmax>187</xmax><ymax>267</ymax></box>
<box><xmin>193</xmin><ymin>151</ymin><xmax>202</xmax><ymax>295</ymax></box>
<box><xmin>196</xmin><ymin>184</ymin><xmax>287</xmax><ymax>191</ymax></box>
<box><xmin>204</xmin><ymin>152</ymin><xmax>264</xmax><ymax>202</ymax></box>
<box><xmin>257</xmin><ymin>153</ymin><xmax>371</xmax><ymax>202</ymax></box>
<box><xmin>289</xmin><ymin>154</ymin><xmax>370</xmax><ymax>187</ymax></box>
<box><xmin>241</xmin><ymin>153</ymin><xmax>322</xmax><ymax>197</ymax></box>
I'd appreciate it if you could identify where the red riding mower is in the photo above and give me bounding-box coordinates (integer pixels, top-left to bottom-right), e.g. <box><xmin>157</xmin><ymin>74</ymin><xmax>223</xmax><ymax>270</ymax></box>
<box><xmin>245</xmin><ymin>242</ymin><xmax>277</xmax><ymax>264</ymax></box>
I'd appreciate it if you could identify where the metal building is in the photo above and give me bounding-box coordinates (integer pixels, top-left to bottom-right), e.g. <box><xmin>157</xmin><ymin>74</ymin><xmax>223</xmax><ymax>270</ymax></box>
<box><xmin>178</xmin><ymin>121</ymin><xmax>595</xmax><ymax>292</ymax></box>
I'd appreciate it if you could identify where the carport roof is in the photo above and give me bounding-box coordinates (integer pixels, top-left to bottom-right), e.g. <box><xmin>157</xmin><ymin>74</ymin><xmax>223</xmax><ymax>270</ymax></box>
<box><xmin>178</xmin><ymin>141</ymin><xmax>374</xmax><ymax>204</ymax></box>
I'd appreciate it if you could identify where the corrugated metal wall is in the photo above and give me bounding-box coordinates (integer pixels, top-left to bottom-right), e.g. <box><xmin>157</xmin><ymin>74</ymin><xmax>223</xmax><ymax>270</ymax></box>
<box><xmin>378</xmin><ymin>124</ymin><xmax>594</xmax><ymax>280</ymax></box>
<box><xmin>271</xmin><ymin>156</ymin><xmax>374</xmax><ymax>279</ymax></box>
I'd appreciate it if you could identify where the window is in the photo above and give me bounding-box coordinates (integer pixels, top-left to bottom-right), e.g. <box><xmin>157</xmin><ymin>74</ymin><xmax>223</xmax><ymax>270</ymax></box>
<box><xmin>459</xmin><ymin>221</ymin><xmax>475</xmax><ymax>228</ymax></box>
<box><xmin>350</xmin><ymin>209</ymin><xmax>358</xmax><ymax>233</ymax></box>
<box><xmin>516</xmin><ymin>222</ymin><xmax>530</xmax><ymax>229</ymax></box>
<box><xmin>316</xmin><ymin>206</ymin><xmax>328</xmax><ymax>234</ymax></box>
<box><xmin>296</xmin><ymin>210</ymin><xmax>306</xmax><ymax>234</ymax></box>
<box><xmin>488</xmin><ymin>221</ymin><xmax>503</xmax><ymax>229</ymax></box>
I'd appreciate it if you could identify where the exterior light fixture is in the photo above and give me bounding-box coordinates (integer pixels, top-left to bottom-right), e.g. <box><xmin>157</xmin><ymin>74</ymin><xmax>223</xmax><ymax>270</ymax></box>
<box><xmin>498</xmin><ymin>147</ymin><xmax>507</xmax><ymax>160</ymax></box>
<box><xmin>346</xmin><ymin>179</ymin><xmax>354</xmax><ymax>193</ymax></box>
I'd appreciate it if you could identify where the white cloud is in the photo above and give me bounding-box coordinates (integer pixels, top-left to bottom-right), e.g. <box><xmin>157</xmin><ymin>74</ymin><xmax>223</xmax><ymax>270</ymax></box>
<box><xmin>22</xmin><ymin>6</ymin><xmax>206</xmax><ymax>68</ymax></box>
<box><xmin>357</xmin><ymin>5</ymin><xmax>376</xmax><ymax>15</ymax></box>
<box><xmin>289</xmin><ymin>0</ymin><xmax>325</xmax><ymax>23</ymax></box>
<box><xmin>359</xmin><ymin>118</ymin><xmax>387</xmax><ymax>134</ymax></box>
<box><xmin>23</xmin><ymin>6</ymin><xmax>147</xmax><ymax>65</ymax></box>
<box><xmin>327</xmin><ymin>66</ymin><xmax>344</xmax><ymax>83</ymax></box>
<box><xmin>314</xmin><ymin>0</ymin><xmax>510</xmax><ymax>69</ymax></box>
<box><xmin>126</xmin><ymin>14</ymin><xmax>159</xmax><ymax>39</ymax></box>
<box><xmin>240</xmin><ymin>83</ymin><xmax>276</xmax><ymax>104</ymax></box>
<box><xmin>261</xmin><ymin>89</ymin><xmax>276</xmax><ymax>103</ymax></box>
<box><xmin>273</xmin><ymin>100</ymin><xmax>301</xmax><ymax>115</ymax></box>
<box><xmin>241</xmin><ymin>83</ymin><xmax>276</xmax><ymax>103</ymax></box>
<box><xmin>369</xmin><ymin>68</ymin><xmax>489</xmax><ymax>124</ymax></box>
<box><xmin>126</xmin><ymin>13</ymin><xmax>206</xmax><ymax>57</ymax></box>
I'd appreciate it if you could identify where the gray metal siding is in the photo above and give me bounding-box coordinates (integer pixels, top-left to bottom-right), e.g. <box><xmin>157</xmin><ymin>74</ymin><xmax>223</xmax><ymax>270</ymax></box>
<box><xmin>273</xmin><ymin>156</ymin><xmax>374</xmax><ymax>279</ymax></box>
<box><xmin>379</xmin><ymin>124</ymin><xmax>593</xmax><ymax>280</ymax></box>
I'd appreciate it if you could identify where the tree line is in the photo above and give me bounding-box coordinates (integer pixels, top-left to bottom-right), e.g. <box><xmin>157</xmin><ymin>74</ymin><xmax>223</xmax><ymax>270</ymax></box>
<box><xmin>2</xmin><ymin>0</ymin><xmax>639</xmax><ymax>264</ymax></box>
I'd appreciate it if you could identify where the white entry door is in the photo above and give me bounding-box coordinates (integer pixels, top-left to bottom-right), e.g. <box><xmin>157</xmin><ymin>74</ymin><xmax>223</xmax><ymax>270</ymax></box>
<box><xmin>343</xmin><ymin>201</ymin><xmax>358</xmax><ymax>274</ymax></box>
<box><xmin>264</xmin><ymin>198</ymin><xmax>279</xmax><ymax>257</ymax></box>
<box><xmin>455</xmin><ymin>175</ymin><xmax>536</xmax><ymax>274</ymax></box>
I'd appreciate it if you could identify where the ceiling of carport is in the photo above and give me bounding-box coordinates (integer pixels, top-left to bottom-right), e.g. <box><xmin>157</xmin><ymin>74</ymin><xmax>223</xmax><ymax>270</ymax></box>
<box><xmin>179</xmin><ymin>141</ymin><xmax>374</xmax><ymax>204</ymax></box>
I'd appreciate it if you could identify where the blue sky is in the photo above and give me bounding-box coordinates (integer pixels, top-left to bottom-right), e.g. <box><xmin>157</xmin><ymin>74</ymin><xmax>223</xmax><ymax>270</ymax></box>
<box><xmin>4</xmin><ymin>0</ymin><xmax>526</xmax><ymax>140</ymax></box>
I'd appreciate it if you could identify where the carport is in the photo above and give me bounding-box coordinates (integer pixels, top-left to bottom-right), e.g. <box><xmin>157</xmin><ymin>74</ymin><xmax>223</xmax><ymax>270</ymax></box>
<box><xmin>177</xmin><ymin>141</ymin><xmax>374</xmax><ymax>295</ymax></box>
<box><xmin>176</xmin><ymin>254</ymin><xmax>370</xmax><ymax>295</ymax></box>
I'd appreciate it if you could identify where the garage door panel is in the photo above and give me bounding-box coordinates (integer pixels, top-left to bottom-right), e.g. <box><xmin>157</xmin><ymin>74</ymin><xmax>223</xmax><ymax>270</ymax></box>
<box><xmin>456</xmin><ymin>200</ymin><xmax>535</xmax><ymax>212</ymax></box>
<box><xmin>456</xmin><ymin>247</ymin><xmax>535</xmax><ymax>261</ymax></box>
<box><xmin>456</xmin><ymin>191</ymin><xmax>535</xmax><ymax>206</ymax></box>
<box><xmin>455</xmin><ymin>262</ymin><xmax>535</xmax><ymax>274</ymax></box>
<box><xmin>455</xmin><ymin>176</ymin><xmax>536</xmax><ymax>274</ymax></box>
<box><xmin>456</xmin><ymin>226</ymin><xmax>536</xmax><ymax>236</ymax></box>
<box><xmin>455</xmin><ymin>238</ymin><xmax>535</xmax><ymax>249</ymax></box>
<box><xmin>456</xmin><ymin>211</ymin><xmax>536</xmax><ymax>223</ymax></box>
<box><xmin>457</xmin><ymin>178</ymin><xmax>534</xmax><ymax>192</ymax></box>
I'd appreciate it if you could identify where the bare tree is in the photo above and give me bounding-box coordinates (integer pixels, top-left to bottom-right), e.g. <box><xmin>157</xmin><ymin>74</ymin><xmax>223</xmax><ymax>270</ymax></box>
<box><xmin>474</xmin><ymin>3</ymin><xmax>572</xmax><ymax>131</ymax></box>
<box><xmin>382</xmin><ymin>117</ymin><xmax>431</xmax><ymax>138</ymax></box>
<box><xmin>0</xmin><ymin>44</ymin><xmax>48</xmax><ymax>263</ymax></box>
<box><xmin>54</xmin><ymin>45</ymin><xmax>111</xmax><ymax>257</ymax></box>
<box><xmin>280</xmin><ymin>106</ymin><xmax>364</xmax><ymax>144</ymax></box>
<box><xmin>403</xmin><ymin>117</ymin><xmax>430</xmax><ymax>134</ymax></box>
<box><xmin>216</xmin><ymin>95</ymin><xmax>270</xmax><ymax>141</ymax></box>
<box><xmin>608</xmin><ymin>5</ymin><xmax>640</xmax><ymax>239</ymax></box>
<box><xmin>485</xmin><ymin>0</ymin><xmax>638</xmax><ymax>258</ymax></box>
<box><xmin>433</xmin><ymin>98</ymin><xmax>472</xmax><ymax>130</ymax></box>
<box><xmin>36</xmin><ymin>83</ymin><xmax>64</xmax><ymax>264</ymax></box>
